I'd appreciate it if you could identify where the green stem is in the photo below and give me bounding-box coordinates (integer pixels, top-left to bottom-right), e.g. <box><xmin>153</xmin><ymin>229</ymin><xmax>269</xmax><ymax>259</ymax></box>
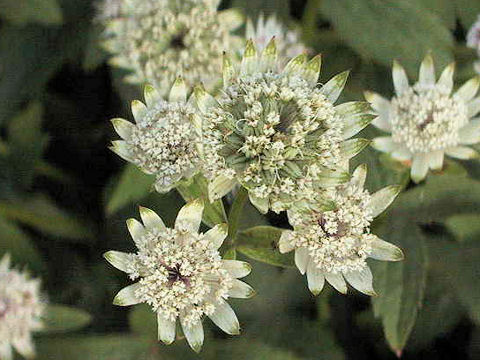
<box><xmin>227</xmin><ymin>187</ymin><xmax>249</xmax><ymax>245</ymax></box>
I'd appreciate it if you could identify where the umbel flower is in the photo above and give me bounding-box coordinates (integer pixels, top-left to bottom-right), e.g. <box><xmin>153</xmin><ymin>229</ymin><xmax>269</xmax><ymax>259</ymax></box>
<box><xmin>110</xmin><ymin>77</ymin><xmax>201</xmax><ymax>193</ymax></box>
<box><xmin>246</xmin><ymin>13</ymin><xmax>309</xmax><ymax>66</ymax></box>
<box><xmin>367</xmin><ymin>55</ymin><xmax>480</xmax><ymax>183</ymax></box>
<box><xmin>0</xmin><ymin>255</ymin><xmax>44</xmax><ymax>360</ymax></box>
<box><xmin>279</xmin><ymin>165</ymin><xmax>403</xmax><ymax>296</ymax></box>
<box><xmin>101</xmin><ymin>0</ymin><xmax>243</xmax><ymax>94</ymax></box>
<box><xmin>197</xmin><ymin>39</ymin><xmax>374</xmax><ymax>213</ymax></box>
<box><xmin>104</xmin><ymin>200</ymin><xmax>254</xmax><ymax>352</ymax></box>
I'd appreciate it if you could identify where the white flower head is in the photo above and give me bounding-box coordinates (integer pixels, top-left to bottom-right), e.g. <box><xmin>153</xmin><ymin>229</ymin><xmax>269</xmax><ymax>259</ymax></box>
<box><xmin>467</xmin><ymin>15</ymin><xmax>480</xmax><ymax>53</ymax></box>
<box><xmin>367</xmin><ymin>55</ymin><xmax>480</xmax><ymax>183</ymax></box>
<box><xmin>279</xmin><ymin>165</ymin><xmax>403</xmax><ymax>296</ymax></box>
<box><xmin>196</xmin><ymin>39</ymin><xmax>374</xmax><ymax>214</ymax></box>
<box><xmin>246</xmin><ymin>13</ymin><xmax>309</xmax><ymax>66</ymax></box>
<box><xmin>110</xmin><ymin>78</ymin><xmax>202</xmax><ymax>193</ymax></box>
<box><xmin>101</xmin><ymin>0</ymin><xmax>243</xmax><ymax>94</ymax></box>
<box><xmin>104</xmin><ymin>200</ymin><xmax>254</xmax><ymax>352</ymax></box>
<box><xmin>0</xmin><ymin>255</ymin><xmax>45</xmax><ymax>360</ymax></box>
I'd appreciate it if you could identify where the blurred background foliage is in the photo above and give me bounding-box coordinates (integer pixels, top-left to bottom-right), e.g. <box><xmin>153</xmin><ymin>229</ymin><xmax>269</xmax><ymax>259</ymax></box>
<box><xmin>1</xmin><ymin>0</ymin><xmax>480</xmax><ymax>359</ymax></box>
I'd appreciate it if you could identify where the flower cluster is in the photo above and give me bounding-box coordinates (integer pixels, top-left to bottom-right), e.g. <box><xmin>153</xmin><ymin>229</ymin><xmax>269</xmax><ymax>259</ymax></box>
<box><xmin>101</xmin><ymin>0</ymin><xmax>243</xmax><ymax>94</ymax></box>
<box><xmin>0</xmin><ymin>255</ymin><xmax>44</xmax><ymax>360</ymax></box>
<box><xmin>467</xmin><ymin>15</ymin><xmax>480</xmax><ymax>74</ymax></box>
<box><xmin>367</xmin><ymin>55</ymin><xmax>480</xmax><ymax>182</ymax></box>
<box><xmin>197</xmin><ymin>39</ymin><xmax>373</xmax><ymax>213</ymax></box>
<box><xmin>246</xmin><ymin>14</ymin><xmax>309</xmax><ymax>66</ymax></box>
<box><xmin>279</xmin><ymin>165</ymin><xmax>403</xmax><ymax>295</ymax></box>
<box><xmin>110</xmin><ymin>77</ymin><xmax>202</xmax><ymax>192</ymax></box>
<box><xmin>104</xmin><ymin>200</ymin><xmax>254</xmax><ymax>352</ymax></box>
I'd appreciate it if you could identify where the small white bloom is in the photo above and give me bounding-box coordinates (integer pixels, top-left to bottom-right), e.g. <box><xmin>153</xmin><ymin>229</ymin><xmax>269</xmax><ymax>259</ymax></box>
<box><xmin>104</xmin><ymin>200</ymin><xmax>254</xmax><ymax>352</ymax></box>
<box><xmin>110</xmin><ymin>78</ymin><xmax>202</xmax><ymax>193</ymax></box>
<box><xmin>0</xmin><ymin>255</ymin><xmax>45</xmax><ymax>360</ymax></box>
<box><xmin>100</xmin><ymin>0</ymin><xmax>243</xmax><ymax>94</ymax></box>
<box><xmin>279</xmin><ymin>165</ymin><xmax>403</xmax><ymax>296</ymax></box>
<box><xmin>246</xmin><ymin>13</ymin><xmax>309</xmax><ymax>66</ymax></box>
<box><xmin>197</xmin><ymin>39</ymin><xmax>374</xmax><ymax>213</ymax></box>
<box><xmin>367</xmin><ymin>55</ymin><xmax>480</xmax><ymax>183</ymax></box>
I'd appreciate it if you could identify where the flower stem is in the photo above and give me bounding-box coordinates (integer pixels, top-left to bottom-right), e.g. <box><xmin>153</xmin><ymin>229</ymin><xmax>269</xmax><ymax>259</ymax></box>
<box><xmin>227</xmin><ymin>187</ymin><xmax>249</xmax><ymax>245</ymax></box>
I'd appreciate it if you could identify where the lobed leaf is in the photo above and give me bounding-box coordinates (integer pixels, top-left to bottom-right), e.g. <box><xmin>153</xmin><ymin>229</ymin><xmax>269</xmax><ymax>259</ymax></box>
<box><xmin>236</xmin><ymin>226</ymin><xmax>294</xmax><ymax>268</ymax></box>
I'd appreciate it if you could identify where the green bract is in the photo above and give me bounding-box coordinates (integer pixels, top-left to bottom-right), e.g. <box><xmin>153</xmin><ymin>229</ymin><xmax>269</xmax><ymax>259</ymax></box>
<box><xmin>197</xmin><ymin>39</ymin><xmax>374</xmax><ymax>213</ymax></box>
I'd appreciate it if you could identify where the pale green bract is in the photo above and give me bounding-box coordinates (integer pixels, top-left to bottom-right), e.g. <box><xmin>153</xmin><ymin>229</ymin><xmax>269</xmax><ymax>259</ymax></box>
<box><xmin>367</xmin><ymin>55</ymin><xmax>480</xmax><ymax>183</ymax></box>
<box><xmin>100</xmin><ymin>0</ymin><xmax>243</xmax><ymax>94</ymax></box>
<box><xmin>103</xmin><ymin>200</ymin><xmax>254</xmax><ymax>353</ymax></box>
<box><xmin>0</xmin><ymin>254</ymin><xmax>45</xmax><ymax>360</ymax></box>
<box><xmin>109</xmin><ymin>77</ymin><xmax>202</xmax><ymax>193</ymax></box>
<box><xmin>196</xmin><ymin>38</ymin><xmax>374</xmax><ymax>214</ymax></box>
<box><xmin>279</xmin><ymin>165</ymin><xmax>403</xmax><ymax>296</ymax></box>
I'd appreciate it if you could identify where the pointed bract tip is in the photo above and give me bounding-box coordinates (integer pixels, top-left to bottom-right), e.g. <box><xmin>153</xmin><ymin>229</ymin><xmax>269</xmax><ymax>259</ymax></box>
<box><xmin>191</xmin><ymin>342</ymin><xmax>203</xmax><ymax>354</ymax></box>
<box><xmin>160</xmin><ymin>338</ymin><xmax>174</xmax><ymax>346</ymax></box>
<box><xmin>244</xmin><ymin>39</ymin><xmax>257</xmax><ymax>57</ymax></box>
<box><xmin>358</xmin><ymin>163</ymin><xmax>368</xmax><ymax>172</ymax></box>
<box><xmin>363</xmin><ymin>90</ymin><xmax>375</xmax><ymax>102</ymax></box>
<box><xmin>247</xmin><ymin>288</ymin><xmax>257</xmax><ymax>298</ymax></box>
<box><xmin>265</xmin><ymin>36</ymin><xmax>277</xmax><ymax>51</ymax></box>
<box><xmin>395</xmin><ymin>349</ymin><xmax>403</xmax><ymax>358</ymax></box>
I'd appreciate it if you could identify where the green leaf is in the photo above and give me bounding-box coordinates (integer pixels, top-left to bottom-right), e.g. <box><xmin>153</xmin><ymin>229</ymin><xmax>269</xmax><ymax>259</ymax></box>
<box><xmin>237</xmin><ymin>226</ymin><xmax>294</xmax><ymax>268</ymax></box>
<box><xmin>42</xmin><ymin>304</ymin><xmax>92</xmax><ymax>333</ymax></box>
<box><xmin>105</xmin><ymin>164</ymin><xmax>155</xmax><ymax>216</ymax></box>
<box><xmin>398</xmin><ymin>175</ymin><xmax>480</xmax><ymax>221</ymax></box>
<box><xmin>176</xmin><ymin>174</ymin><xmax>227</xmax><ymax>228</ymax></box>
<box><xmin>0</xmin><ymin>8</ymin><xmax>93</xmax><ymax>125</ymax></box>
<box><xmin>371</xmin><ymin>220</ymin><xmax>428</xmax><ymax>355</ymax></box>
<box><xmin>0</xmin><ymin>0</ymin><xmax>63</xmax><ymax>26</ymax></box>
<box><xmin>429</xmin><ymin>240</ymin><xmax>480</xmax><ymax>324</ymax></box>
<box><xmin>0</xmin><ymin>216</ymin><xmax>45</xmax><ymax>273</ymax></box>
<box><xmin>371</xmin><ymin>174</ymin><xmax>480</xmax><ymax>353</ymax></box>
<box><xmin>6</xmin><ymin>102</ymin><xmax>49</xmax><ymax>189</ymax></box>
<box><xmin>408</xmin><ymin>269</ymin><xmax>464</xmax><ymax>349</ymax></box>
<box><xmin>320</xmin><ymin>0</ymin><xmax>454</xmax><ymax>76</ymax></box>
<box><xmin>445</xmin><ymin>213</ymin><xmax>480</xmax><ymax>242</ymax></box>
<box><xmin>0</xmin><ymin>194</ymin><xmax>94</xmax><ymax>240</ymax></box>
<box><xmin>417</xmin><ymin>0</ymin><xmax>456</xmax><ymax>29</ymax></box>
<box><xmin>36</xmin><ymin>335</ymin><xmax>152</xmax><ymax>360</ymax></box>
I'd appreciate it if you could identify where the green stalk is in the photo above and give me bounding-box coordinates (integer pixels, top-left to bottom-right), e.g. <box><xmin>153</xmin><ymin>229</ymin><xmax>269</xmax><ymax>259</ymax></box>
<box><xmin>227</xmin><ymin>187</ymin><xmax>249</xmax><ymax>246</ymax></box>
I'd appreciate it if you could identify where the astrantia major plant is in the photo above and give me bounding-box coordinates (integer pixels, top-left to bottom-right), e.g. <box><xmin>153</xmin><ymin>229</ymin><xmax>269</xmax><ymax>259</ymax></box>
<box><xmin>367</xmin><ymin>55</ymin><xmax>480</xmax><ymax>183</ymax></box>
<box><xmin>278</xmin><ymin>165</ymin><xmax>403</xmax><ymax>296</ymax></box>
<box><xmin>101</xmin><ymin>0</ymin><xmax>243</xmax><ymax>94</ymax></box>
<box><xmin>197</xmin><ymin>39</ymin><xmax>374</xmax><ymax>214</ymax></box>
<box><xmin>104</xmin><ymin>200</ymin><xmax>254</xmax><ymax>352</ymax></box>
<box><xmin>110</xmin><ymin>77</ymin><xmax>202</xmax><ymax>193</ymax></box>
<box><xmin>0</xmin><ymin>255</ymin><xmax>44</xmax><ymax>360</ymax></box>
